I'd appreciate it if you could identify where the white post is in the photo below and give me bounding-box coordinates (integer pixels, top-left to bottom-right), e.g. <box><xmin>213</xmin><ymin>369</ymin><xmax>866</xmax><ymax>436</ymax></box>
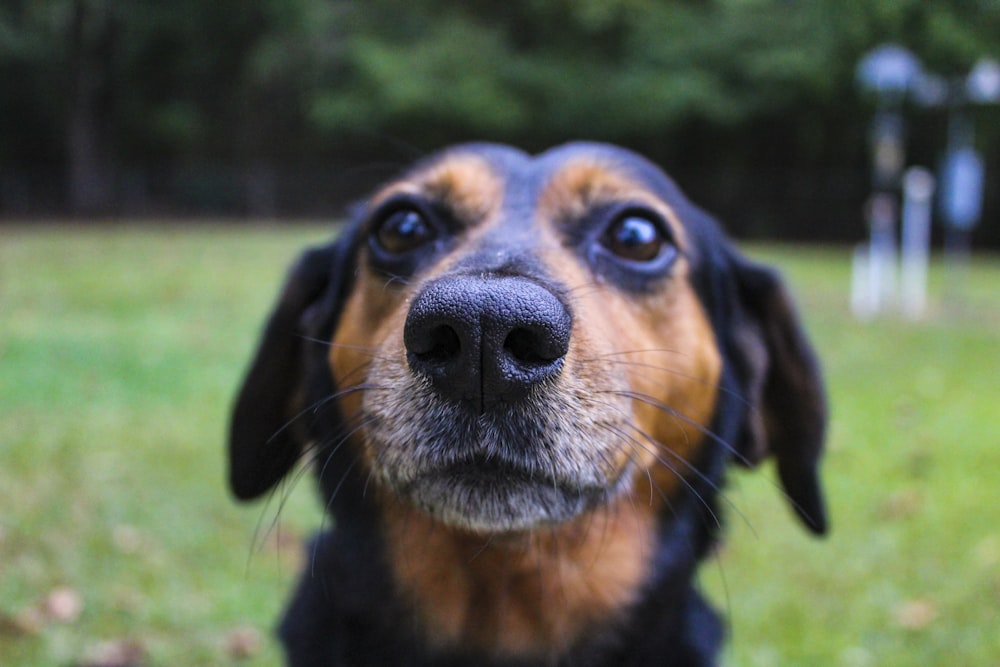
<box><xmin>851</xmin><ymin>243</ymin><xmax>875</xmax><ymax>320</ymax></box>
<box><xmin>868</xmin><ymin>193</ymin><xmax>898</xmax><ymax>314</ymax></box>
<box><xmin>900</xmin><ymin>167</ymin><xmax>935</xmax><ymax>319</ymax></box>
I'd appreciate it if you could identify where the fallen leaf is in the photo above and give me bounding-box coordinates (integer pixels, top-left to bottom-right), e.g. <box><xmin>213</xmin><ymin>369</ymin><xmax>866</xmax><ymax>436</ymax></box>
<box><xmin>0</xmin><ymin>607</ymin><xmax>43</xmax><ymax>637</ymax></box>
<box><xmin>44</xmin><ymin>586</ymin><xmax>83</xmax><ymax>623</ymax></box>
<box><xmin>893</xmin><ymin>598</ymin><xmax>938</xmax><ymax>630</ymax></box>
<box><xmin>878</xmin><ymin>489</ymin><xmax>923</xmax><ymax>520</ymax></box>
<box><xmin>263</xmin><ymin>525</ymin><xmax>305</xmax><ymax>572</ymax></box>
<box><xmin>225</xmin><ymin>626</ymin><xmax>263</xmax><ymax>660</ymax></box>
<box><xmin>74</xmin><ymin>638</ymin><xmax>146</xmax><ymax>667</ymax></box>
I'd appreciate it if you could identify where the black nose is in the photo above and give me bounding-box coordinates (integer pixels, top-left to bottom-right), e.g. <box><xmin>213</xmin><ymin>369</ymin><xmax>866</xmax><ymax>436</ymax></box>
<box><xmin>403</xmin><ymin>275</ymin><xmax>571</xmax><ymax>411</ymax></box>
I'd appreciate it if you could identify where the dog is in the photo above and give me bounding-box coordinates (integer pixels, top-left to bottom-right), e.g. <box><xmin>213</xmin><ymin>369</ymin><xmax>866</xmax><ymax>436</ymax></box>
<box><xmin>228</xmin><ymin>142</ymin><xmax>828</xmax><ymax>667</ymax></box>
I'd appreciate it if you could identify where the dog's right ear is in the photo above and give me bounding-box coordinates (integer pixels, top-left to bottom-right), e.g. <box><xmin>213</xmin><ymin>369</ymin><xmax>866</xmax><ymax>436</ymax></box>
<box><xmin>725</xmin><ymin>253</ymin><xmax>828</xmax><ymax>535</ymax></box>
<box><xmin>228</xmin><ymin>231</ymin><xmax>357</xmax><ymax>501</ymax></box>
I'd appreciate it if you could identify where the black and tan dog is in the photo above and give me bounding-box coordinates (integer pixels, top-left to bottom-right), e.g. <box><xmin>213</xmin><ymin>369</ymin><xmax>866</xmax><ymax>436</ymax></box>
<box><xmin>229</xmin><ymin>142</ymin><xmax>827</xmax><ymax>667</ymax></box>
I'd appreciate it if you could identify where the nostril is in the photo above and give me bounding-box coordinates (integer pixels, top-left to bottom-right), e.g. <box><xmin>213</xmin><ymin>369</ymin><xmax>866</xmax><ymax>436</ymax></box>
<box><xmin>412</xmin><ymin>324</ymin><xmax>462</xmax><ymax>364</ymax></box>
<box><xmin>504</xmin><ymin>328</ymin><xmax>556</xmax><ymax>366</ymax></box>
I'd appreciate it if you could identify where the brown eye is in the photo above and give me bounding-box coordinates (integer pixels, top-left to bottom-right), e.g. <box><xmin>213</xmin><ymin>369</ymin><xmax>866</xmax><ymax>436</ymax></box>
<box><xmin>603</xmin><ymin>214</ymin><xmax>668</xmax><ymax>262</ymax></box>
<box><xmin>375</xmin><ymin>208</ymin><xmax>435</xmax><ymax>255</ymax></box>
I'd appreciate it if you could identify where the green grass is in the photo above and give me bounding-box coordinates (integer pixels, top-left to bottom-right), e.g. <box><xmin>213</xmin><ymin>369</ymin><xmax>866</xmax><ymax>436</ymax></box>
<box><xmin>1</xmin><ymin>225</ymin><xmax>998</xmax><ymax>666</ymax></box>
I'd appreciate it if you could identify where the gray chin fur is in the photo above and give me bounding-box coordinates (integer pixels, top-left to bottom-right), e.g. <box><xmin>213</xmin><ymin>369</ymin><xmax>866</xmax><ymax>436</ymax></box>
<box><xmin>396</xmin><ymin>465</ymin><xmax>612</xmax><ymax>534</ymax></box>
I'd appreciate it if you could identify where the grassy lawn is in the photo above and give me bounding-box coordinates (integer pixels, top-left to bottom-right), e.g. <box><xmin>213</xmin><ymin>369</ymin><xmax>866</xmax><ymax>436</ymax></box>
<box><xmin>1</xmin><ymin>224</ymin><xmax>997</xmax><ymax>666</ymax></box>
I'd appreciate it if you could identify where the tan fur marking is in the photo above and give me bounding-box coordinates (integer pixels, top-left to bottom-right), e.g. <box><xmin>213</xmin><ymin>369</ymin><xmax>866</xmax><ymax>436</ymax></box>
<box><xmin>537</xmin><ymin>160</ymin><xmax>690</xmax><ymax>250</ymax></box>
<box><xmin>609</xmin><ymin>281</ymin><xmax>722</xmax><ymax>500</ymax></box>
<box><xmin>370</xmin><ymin>153</ymin><xmax>503</xmax><ymax>225</ymax></box>
<box><xmin>533</xmin><ymin>199</ymin><xmax>721</xmax><ymax>506</ymax></box>
<box><xmin>328</xmin><ymin>266</ymin><xmax>409</xmax><ymax>439</ymax></box>
<box><xmin>381</xmin><ymin>493</ymin><xmax>655</xmax><ymax>658</ymax></box>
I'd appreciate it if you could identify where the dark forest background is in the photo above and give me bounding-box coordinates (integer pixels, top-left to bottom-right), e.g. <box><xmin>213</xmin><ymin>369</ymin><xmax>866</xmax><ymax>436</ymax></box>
<box><xmin>2</xmin><ymin>0</ymin><xmax>999</xmax><ymax>246</ymax></box>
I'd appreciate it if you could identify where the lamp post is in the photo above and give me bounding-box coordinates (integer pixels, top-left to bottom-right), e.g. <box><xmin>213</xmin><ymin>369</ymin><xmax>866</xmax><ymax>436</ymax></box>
<box><xmin>855</xmin><ymin>47</ymin><xmax>999</xmax><ymax>319</ymax></box>
<box><xmin>940</xmin><ymin>60</ymin><xmax>999</xmax><ymax>289</ymax></box>
<box><xmin>854</xmin><ymin>44</ymin><xmax>924</xmax><ymax>318</ymax></box>
<box><xmin>917</xmin><ymin>58</ymin><xmax>1000</xmax><ymax>302</ymax></box>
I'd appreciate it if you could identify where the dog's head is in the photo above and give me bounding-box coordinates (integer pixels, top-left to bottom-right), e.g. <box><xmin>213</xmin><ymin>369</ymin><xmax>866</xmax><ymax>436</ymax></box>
<box><xmin>229</xmin><ymin>142</ymin><xmax>827</xmax><ymax>540</ymax></box>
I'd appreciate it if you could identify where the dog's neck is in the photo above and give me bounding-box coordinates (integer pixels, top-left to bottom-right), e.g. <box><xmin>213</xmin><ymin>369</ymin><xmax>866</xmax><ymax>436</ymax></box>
<box><xmin>379</xmin><ymin>487</ymin><xmax>660</xmax><ymax>661</ymax></box>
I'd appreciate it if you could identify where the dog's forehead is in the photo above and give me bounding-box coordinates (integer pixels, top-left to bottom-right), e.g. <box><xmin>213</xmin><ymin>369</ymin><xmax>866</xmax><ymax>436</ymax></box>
<box><xmin>379</xmin><ymin>142</ymin><xmax>688</xmax><ymax>225</ymax></box>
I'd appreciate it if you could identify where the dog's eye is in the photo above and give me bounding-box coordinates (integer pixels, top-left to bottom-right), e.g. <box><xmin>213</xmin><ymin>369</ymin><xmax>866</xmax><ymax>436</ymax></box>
<box><xmin>602</xmin><ymin>213</ymin><xmax>670</xmax><ymax>262</ymax></box>
<box><xmin>374</xmin><ymin>208</ymin><xmax>436</xmax><ymax>255</ymax></box>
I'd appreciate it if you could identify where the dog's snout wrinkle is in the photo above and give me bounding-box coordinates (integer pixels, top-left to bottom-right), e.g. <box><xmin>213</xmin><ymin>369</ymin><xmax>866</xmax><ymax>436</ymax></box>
<box><xmin>404</xmin><ymin>275</ymin><xmax>571</xmax><ymax>411</ymax></box>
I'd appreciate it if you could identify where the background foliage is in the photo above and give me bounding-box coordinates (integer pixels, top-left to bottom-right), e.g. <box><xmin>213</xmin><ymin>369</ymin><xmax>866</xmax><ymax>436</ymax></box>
<box><xmin>1</xmin><ymin>0</ymin><xmax>999</xmax><ymax>243</ymax></box>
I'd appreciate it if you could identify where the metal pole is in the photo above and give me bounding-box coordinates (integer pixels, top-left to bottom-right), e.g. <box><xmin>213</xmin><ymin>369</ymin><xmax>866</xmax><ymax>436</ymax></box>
<box><xmin>900</xmin><ymin>167</ymin><xmax>935</xmax><ymax>319</ymax></box>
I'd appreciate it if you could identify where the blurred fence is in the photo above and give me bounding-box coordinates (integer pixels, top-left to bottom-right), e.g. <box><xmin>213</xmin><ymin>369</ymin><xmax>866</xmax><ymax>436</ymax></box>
<box><xmin>1</xmin><ymin>161</ymin><xmax>997</xmax><ymax>247</ymax></box>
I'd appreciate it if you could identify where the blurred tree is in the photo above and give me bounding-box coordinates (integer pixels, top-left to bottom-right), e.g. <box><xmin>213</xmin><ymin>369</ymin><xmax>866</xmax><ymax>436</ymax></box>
<box><xmin>0</xmin><ymin>0</ymin><xmax>77</xmax><ymax>206</ymax></box>
<box><xmin>1</xmin><ymin>0</ymin><xmax>998</xmax><ymax>238</ymax></box>
<box><xmin>67</xmin><ymin>0</ymin><xmax>116</xmax><ymax>214</ymax></box>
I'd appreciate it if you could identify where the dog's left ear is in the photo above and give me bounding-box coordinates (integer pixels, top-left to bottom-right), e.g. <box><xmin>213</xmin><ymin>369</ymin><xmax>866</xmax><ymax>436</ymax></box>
<box><xmin>228</xmin><ymin>230</ymin><xmax>357</xmax><ymax>501</ymax></box>
<box><xmin>725</xmin><ymin>254</ymin><xmax>829</xmax><ymax>535</ymax></box>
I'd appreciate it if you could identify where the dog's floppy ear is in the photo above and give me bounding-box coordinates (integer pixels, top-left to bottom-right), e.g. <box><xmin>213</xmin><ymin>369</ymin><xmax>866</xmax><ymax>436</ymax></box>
<box><xmin>228</xmin><ymin>232</ymin><xmax>356</xmax><ymax>501</ymax></box>
<box><xmin>727</xmin><ymin>254</ymin><xmax>828</xmax><ymax>535</ymax></box>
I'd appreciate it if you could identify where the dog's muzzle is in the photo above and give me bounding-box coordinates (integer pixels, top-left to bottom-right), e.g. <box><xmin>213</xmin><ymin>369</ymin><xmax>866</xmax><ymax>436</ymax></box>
<box><xmin>387</xmin><ymin>274</ymin><xmax>601</xmax><ymax>532</ymax></box>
